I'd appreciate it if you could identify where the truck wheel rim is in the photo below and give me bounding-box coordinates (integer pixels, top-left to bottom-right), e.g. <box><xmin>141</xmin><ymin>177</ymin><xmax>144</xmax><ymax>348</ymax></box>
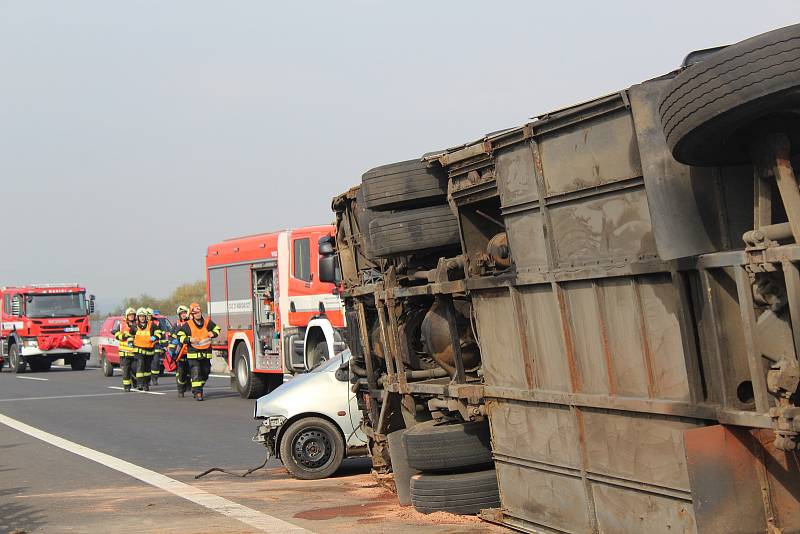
<box><xmin>236</xmin><ymin>358</ymin><xmax>248</xmax><ymax>386</ymax></box>
<box><xmin>293</xmin><ymin>428</ymin><xmax>333</xmax><ymax>469</ymax></box>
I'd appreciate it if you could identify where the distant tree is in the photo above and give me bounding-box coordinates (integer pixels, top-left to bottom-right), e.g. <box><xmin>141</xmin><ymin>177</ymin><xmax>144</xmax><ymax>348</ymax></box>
<box><xmin>111</xmin><ymin>281</ymin><xmax>206</xmax><ymax>318</ymax></box>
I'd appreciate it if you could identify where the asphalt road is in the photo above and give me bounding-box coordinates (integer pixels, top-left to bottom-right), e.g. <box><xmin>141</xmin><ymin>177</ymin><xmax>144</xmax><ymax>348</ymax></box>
<box><xmin>0</xmin><ymin>365</ymin><xmax>503</xmax><ymax>534</ymax></box>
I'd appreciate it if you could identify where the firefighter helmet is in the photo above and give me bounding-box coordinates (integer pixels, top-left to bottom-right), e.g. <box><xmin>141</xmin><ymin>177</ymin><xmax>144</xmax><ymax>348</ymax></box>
<box><xmin>135</xmin><ymin>307</ymin><xmax>147</xmax><ymax>317</ymax></box>
<box><xmin>177</xmin><ymin>305</ymin><xmax>189</xmax><ymax>315</ymax></box>
<box><xmin>124</xmin><ymin>307</ymin><xmax>136</xmax><ymax>317</ymax></box>
<box><xmin>146</xmin><ymin>307</ymin><xmax>154</xmax><ymax>317</ymax></box>
<box><xmin>189</xmin><ymin>302</ymin><xmax>202</xmax><ymax>314</ymax></box>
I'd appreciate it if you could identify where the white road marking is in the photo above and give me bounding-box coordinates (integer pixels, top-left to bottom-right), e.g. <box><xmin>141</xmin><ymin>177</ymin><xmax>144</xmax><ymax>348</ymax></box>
<box><xmin>16</xmin><ymin>376</ymin><xmax>48</xmax><ymax>381</ymax></box>
<box><xmin>0</xmin><ymin>413</ymin><xmax>310</xmax><ymax>533</ymax></box>
<box><xmin>209</xmin><ymin>374</ymin><xmax>230</xmax><ymax>379</ymax></box>
<box><xmin>0</xmin><ymin>393</ymin><xmax>124</xmax><ymax>403</ymax></box>
<box><xmin>107</xmin><ymin>386</ymin><xmax>166</xmax><ymax>396</ymax></box>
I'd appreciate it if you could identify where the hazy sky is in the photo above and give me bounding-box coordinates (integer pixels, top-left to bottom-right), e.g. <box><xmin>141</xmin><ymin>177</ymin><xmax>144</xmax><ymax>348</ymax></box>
<box><xmin>1</xmin><ymin>1</ymin><xmax>797</xmax><ymax>311</ymax></box>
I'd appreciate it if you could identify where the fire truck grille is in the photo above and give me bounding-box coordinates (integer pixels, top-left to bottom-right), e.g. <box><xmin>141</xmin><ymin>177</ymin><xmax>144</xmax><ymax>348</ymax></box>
<box><xmin>40</xmin><ymin>325</ymin><xmax>71</xmax><ymax>333</ymax></box>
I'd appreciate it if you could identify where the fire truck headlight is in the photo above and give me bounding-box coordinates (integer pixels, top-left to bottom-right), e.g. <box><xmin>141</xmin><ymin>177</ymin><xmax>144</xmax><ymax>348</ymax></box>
<box><xmin>82</xmin><ymin>338</ymin><xmax>92</xmax><ymax>345</ymax></box>
<box><xmin>24</xmin><ymin>340</ymin><xmax>38</xmax><ymax>348</ymax></box>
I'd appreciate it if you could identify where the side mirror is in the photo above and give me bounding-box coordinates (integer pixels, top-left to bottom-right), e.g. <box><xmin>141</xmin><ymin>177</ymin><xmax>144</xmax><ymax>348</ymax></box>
<box><xmin>88</xmin><ymin>299</ymin><xmax>96</xmax><ymax>314</ymax></box>
<box><xmin>319</xmin><ymin>255</ymin><xmax>340</xmax><ymax>284</ymax></box>
<box><xmin>318</xmin><ymin>235</ymin><xmax>335</xmax><ymax>255</ymax></box>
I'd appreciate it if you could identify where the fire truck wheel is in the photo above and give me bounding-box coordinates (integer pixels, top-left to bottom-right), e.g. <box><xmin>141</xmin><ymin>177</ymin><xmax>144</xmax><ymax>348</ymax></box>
<box><xmin>279</xmin><ymin>417</ymin><xmax>345</xmax><ymax>480</ymax></box>
<box><xmin>9</xmin><ymin>344</ymin><xmax>27</xmax><ymax>373</ymax></box>
<box><xmin>410</xmin><ymin>469</ymin><xmax>500</xmax><ymax>515</ymax></box>
<box><xmin>28</xmin><ymin>359</ymin><xmax>52</xmax><ymax>373</ymax></box>
<box><xmin>362</xmin><ymin>159</ymin><xmax>448</xmax><ymax>211</ymax></box>
<box><xmin>70</xmin><ymin>355</ymin><xmax>87</xmax><ymax>371</ymax></box>
<box><xmin>659</xmin><ymin>23</ymin><xmax>800</xmax><ymax>166</ymax></box>
<box><xmin>403</xmin><ymin>419</ymin><xmax>493</xmax><ymax>472</ymax></box>
<box><xmin>101</xmin><ymin>352</ymin><xmax>114</xmax><ymax>377</ymax></box>
<box><xmin>234</xmin><ymin>343</ymin><xmax>269</xmax><ymax>399</ymax></box>
<box><xmin>369</xmin><ymin>204</ymin><xmax>460</xmax><ymax>258</ymax></box>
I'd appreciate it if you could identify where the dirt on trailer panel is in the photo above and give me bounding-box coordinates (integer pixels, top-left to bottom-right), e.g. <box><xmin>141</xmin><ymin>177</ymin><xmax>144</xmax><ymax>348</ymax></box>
<box><xmin>179</xmin><ymin>466</ymin><xmax>508</xmax><ymax>534</ymax></box>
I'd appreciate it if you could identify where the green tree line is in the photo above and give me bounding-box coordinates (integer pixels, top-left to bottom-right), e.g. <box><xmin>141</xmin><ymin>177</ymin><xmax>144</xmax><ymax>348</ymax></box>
<box><xmin>110</xmin><ymin>281</ymin><xmax>206</xmax><ymax>318</ymax></box>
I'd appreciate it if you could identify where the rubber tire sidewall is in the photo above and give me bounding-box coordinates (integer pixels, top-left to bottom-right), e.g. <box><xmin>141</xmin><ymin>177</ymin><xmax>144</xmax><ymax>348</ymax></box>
<box><xmin>659</xmin><ymin>24</ymin><xmax>800</xmax><ymax>166</ymax></box>
<box><xmin>9</xmin><ymin>344</ymin><xmax>26</xmax><ymax>373</ymax></box>
<box><xmin>368</xmin><ymin>204</ymin><xmax>460</xmax><ymax>258</ymax></box>
<box><xmin>403</xmin><ymin>419</ymin><xmax>493</xmax><ymax>472</ymax></box>
<box><xmin>101</xmin><ymin>351</ymin><xmax>114</xmax><ymax>377</ymax></box>
<box><xmin>28</xmin><ymin>359</ymin><xmax>52</xmax><ymax>372</ymax></box>
<box><xmin>410</xmin><ymin>469</ymin><xmax>500</xmax><ymax>515</ymax></box>
<box><xmin>70</xmin><ymin>355</ymin><xmax>87</xmax><ymax>370</ymax></box>
<box><xmin>234</xmin><ymin>343</ymin><xmax>269</xmax><ymax>399</ymax></box>
<box><xmin>279</xmin><ymin>417</ymin><xmax>345</xmax><ymax>480</ymax></box>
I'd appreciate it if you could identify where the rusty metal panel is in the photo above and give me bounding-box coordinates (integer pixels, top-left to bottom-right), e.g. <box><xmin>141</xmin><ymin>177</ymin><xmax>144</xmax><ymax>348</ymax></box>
<box><xmin>472</xmin><ymin>289</ymin><xmax>528</xmax><ymax>390</ymax></box>
<box><xmin>597</xmin><ymin>278</ymin><xmax>651</xmax><ymax>398</ymax></box>
<box><xmin>487</xmin><ymin>399</ymin><xmax>581</xmax><ymax>468</ymax></box>
<box><xmin>539</xmin><ymin>109</ymin><xmax>643</xmax><ymax>196</ymax></box>
<box><xmin>495</xmin><ymin>461</ymin><xmax>592</xmax><ymax>533</ymax></box>
<box><xmin>504</xmin><ymin>211</ymin><xmax>548</xmax><ymax>272</ymax></box>
<box><xmin>549</xmin><ymin>188</ymin><xmax>656</xmax><ymax>266</ymax></box>
<box><xmin>563</xmin><ymin>281</ymin><xmax>610</xmax><ymax>395</ymax></box>
<box><xmin>683</xmin><ymin>425</ymin><xmax>800</xmax><ymax>534</ymax></box>
<box><xmin>519</xmin><ymin>285</ymin><xmax>571</xmax><ymax>392</ymax></box>
<box><xmin>592</xmin><ymin>483</ymin><xmax>696</xmax><ymax>533</ymax></box>
<box><xmin>495</xmin><ymin>142</ymin><xmax>538</xmax><ymax>206</ymax></box>
<box><xmin>582</xmin><ymin>410</ymin><xmax>699</xmax><ymax>490</ymax></box>
<box><xmin>637</xmin><ymin>274</ymin><xmax>692</xmax><ymax>401</ymax></box>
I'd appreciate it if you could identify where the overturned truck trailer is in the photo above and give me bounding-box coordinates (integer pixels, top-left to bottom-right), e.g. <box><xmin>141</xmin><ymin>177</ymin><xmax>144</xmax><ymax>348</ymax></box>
<box><xmin>322</xmin><ymin>25</ymin><xmax>800</xmax><ymax>533</ymax></box>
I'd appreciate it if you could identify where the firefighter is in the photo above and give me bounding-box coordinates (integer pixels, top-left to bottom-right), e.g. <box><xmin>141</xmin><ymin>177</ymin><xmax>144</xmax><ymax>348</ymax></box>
<box><xmin>176</xmin><ymin>302</ymin><xmax>220</xmax><ymax>401</ymax></box>
<box><xmin>111</xmin><ymin>307</ymin><xmax>137</xmax><ymax>391</ymax></box>
<box><xmin>130</xmin><ymin>307</ymin><xmax>163</xmax><ymax>391</ymax></box>
<box><xmin>168</xmin><ymin>305</ymin><xmax>191</xmax><ymax>397</ymax></box>
<box><xmin>147</xmin><ymin>307</ymin><xmax>162</xmax><ymax>386</ymax></box>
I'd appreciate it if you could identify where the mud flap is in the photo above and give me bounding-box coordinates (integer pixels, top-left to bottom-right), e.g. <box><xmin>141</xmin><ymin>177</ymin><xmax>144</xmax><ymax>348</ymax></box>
<box><xmin>684</xmin><ymin>424</ymin><xmax>800</xmax><ymax>534</ymax></box>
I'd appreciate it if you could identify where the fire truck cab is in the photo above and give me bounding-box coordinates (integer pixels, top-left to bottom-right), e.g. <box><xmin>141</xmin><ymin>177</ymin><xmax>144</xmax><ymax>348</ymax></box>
<box><xmin>0</xmin><ymin>284</ymin><xmax>95</xmax><ymax>373</ymax></box>
<box><xmin>206</xmin><ymin>226</ymin><xmax>345</xmax><ymax>398</ymax></box>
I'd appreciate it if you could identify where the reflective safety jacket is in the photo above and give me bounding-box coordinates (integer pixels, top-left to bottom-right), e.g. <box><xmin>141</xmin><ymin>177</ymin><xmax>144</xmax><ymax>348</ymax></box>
<box><xmin>168</xmin><ymin>320</ymin><xmax>189</xmax><ymax>359</ymax></box>
<box><xmin>112</xmin><ymin>320</ymin><xmax>136</xmax><ymax>356</ymax></box>
<box><xmin>130</xmin><ymin>321</ymin><xmax>163</xmax><ymax>354</ymax></box>
<box><xmin>176</xmin><ymin>317</ymin><xmax>220</xmax><ymax>358</ymax></box>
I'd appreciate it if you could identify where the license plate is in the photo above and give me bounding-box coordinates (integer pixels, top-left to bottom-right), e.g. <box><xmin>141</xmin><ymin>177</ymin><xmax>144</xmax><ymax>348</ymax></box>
<box><xmin>64</xmin><ymin>327</ymin><xmax>79</xmax><ymax>332</ymax></box>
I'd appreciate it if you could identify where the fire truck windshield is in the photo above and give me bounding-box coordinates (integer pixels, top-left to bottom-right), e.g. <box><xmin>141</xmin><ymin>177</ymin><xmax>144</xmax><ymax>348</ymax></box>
<box><xmin>24</xmin><ymin>293</ymin><xmax>87</xmax><ymax>318</ymax></box>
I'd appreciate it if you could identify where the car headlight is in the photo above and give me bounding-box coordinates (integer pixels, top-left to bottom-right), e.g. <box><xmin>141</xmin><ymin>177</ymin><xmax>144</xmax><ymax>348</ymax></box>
<box><xmin>82</xmin><ymin>338</ymin><xmax>92</xmax><ymax>345</ymax></box>
<box><xmin>24</xmin><ymin>340</ymin><xmax>38</xmax><ymax>348</ymax></box>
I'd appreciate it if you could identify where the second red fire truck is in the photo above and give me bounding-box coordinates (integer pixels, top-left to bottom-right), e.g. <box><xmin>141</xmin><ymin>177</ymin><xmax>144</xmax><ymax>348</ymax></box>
<box><xmin>0</xmin><ymin>284</ymin><xmax>95</xmax><ymax>372</ymax></box>
<box><xmin>206</xmin><ymin>225</ymin><xmax>345</xmax><ymax>398</ymax></box>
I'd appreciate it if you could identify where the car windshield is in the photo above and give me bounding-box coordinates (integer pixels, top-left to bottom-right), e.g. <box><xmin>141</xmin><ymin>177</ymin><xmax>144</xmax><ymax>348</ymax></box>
<box><xmin>312</xmin><ymin>349</ymin><xmax>351</xmax><ymax>373</ymax></box>
<box><xmin>25</xmin><ymin>293</ymin><xmax>87</xmax><ymax>318</ymax></box>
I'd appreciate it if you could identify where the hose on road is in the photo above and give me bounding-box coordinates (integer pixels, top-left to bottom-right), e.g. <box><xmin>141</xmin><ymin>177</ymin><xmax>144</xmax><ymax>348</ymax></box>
<box><xmin>194</xmin><ymin>451</ymin><xmax>271</xmax><ymax>479</ymax></box>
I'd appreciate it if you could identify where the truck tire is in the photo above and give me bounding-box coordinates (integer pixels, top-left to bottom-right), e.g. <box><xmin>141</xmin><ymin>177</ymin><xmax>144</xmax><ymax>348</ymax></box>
<box><xmin>369</xmin><ymin>204</ymin><xmax>460</xmax><ymax>258</ymax></box>
<box><xmin>659</xmin><ymin>24</ymin><xmax>800</xmax><ymax>166</ymax></box>
<box><xmin>403</xmin><ymin>419</ymin><xmax>493</xmax><ymax>472</ymax></box>
<box><xmin>28</xmin><ymin>359</ymin><xmax>52</xmax><ymax>372</ymax></box>
<box><xmin>362</xmin><ymin>159</ymin><xmax>448</xmax><ymax>210</ymax></box>
<box><xmin>71</xmin><ymin>355</ymin><xmax>86</xmax><ymax>370</ymax></box>
<box><xmin>279</xmin><ymin>416</ymin><xmax>345</xmax><ymax>480</ymax></box>
<box><xmin>234</xmin><ymin>343</ymin><xmax>269</xmax><ymax>399</ymax></box>
<box><xmin>410</xmin><ymin>469</ymin><xmax>500</xmax><ymax>515</ymax></box>
<box><xmin>101</xmin><ymin>351</ymin><xmax>114</xmax><ymax>377</ymax></box>
<box><xmin>9</xmin><ymin>344</ymin><xmax>26</xmax><ymax>373</ymax></box>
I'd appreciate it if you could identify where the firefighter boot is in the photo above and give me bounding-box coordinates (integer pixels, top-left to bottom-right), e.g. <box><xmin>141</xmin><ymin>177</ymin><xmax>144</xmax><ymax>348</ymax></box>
<box><xmin>124</xmin><ymin>385</ymin><xmax>131</xmax><ymax>392</ymax></box>
<box><xmin>151</xmin><ymin>375</ymin><xmax>158</xmax><ymax>386</ymax></box>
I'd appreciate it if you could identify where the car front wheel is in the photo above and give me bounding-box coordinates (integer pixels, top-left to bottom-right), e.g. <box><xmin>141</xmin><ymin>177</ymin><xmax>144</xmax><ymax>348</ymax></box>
<box><xmin>279</xmin><ymin>417</ymin><xmax>345</xmax><ymax>480</ymax></box>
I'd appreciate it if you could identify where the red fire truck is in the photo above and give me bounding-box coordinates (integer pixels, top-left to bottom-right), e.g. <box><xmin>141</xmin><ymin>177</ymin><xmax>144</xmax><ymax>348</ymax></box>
<box><xmin>0</xmin><ymin>284</ymin><xmax>95</xmax><ymax>372</ymax></box>
<box><xmin>206</xmin><ymin>226</ymin><xmax>346</xmax><ymax>398</ymax></box>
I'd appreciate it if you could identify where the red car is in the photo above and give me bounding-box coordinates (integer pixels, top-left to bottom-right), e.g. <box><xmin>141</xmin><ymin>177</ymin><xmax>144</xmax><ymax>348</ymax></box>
<box><xmin>96</xmin><ymin>314</ymin><xmax>173</xmax><ymax>377</ymax></box>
